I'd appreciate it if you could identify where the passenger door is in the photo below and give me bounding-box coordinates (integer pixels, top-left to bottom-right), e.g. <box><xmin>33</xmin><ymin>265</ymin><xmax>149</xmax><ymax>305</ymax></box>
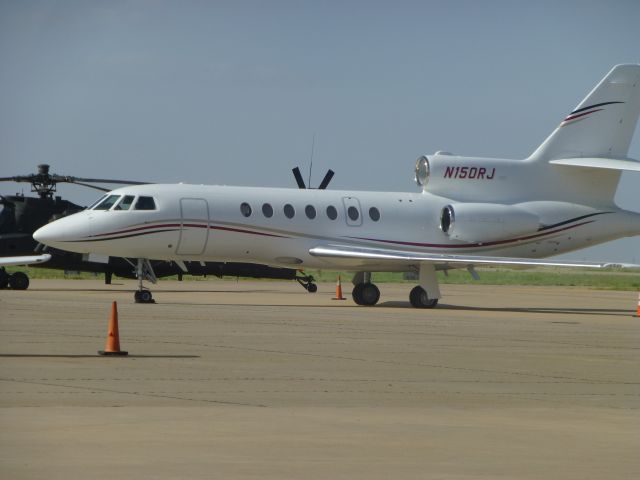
<box><xmin>176</xmin><ymin>198</ymin><xmax>209</xmax><ymax>255</ymax></box>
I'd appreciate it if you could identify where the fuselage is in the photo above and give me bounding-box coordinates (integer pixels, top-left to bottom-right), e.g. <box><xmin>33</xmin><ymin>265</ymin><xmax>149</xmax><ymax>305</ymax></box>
<box><xmin>33</xmin><ymin>182</ymin><xmax>640</xmax><ymax>271</ymax></box>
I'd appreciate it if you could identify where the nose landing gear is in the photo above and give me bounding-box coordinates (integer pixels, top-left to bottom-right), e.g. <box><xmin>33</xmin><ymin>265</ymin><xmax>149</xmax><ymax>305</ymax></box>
<box><xmin>133</xmin><ymin>258</ymin><xmax>157</xmax><ymax>303</ymax></box>
<box><xmin>134</xmin><ymin>289</ymin><xmax>154</xmax><ymax>303</ymax></box>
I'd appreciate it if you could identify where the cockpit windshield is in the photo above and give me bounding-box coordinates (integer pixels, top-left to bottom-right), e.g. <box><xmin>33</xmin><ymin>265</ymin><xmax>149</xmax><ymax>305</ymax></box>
<box><xmin>87</xmin><ymin>195</ymin><xmax>107</xmax><ymax>210</ymax></box>
<box><xmin>114</xmin><ymin>195</ymin><xmax>135</xmax><ymax>211</ymax></box>
<box><xmin>93</xmin><ymin>195</ymin><xmax>121</xmax><ymax>210</ymax></box>
<box><xmin>89</xmin><ymin>194</ymin><xmax>156</xmax><ymax>211</ymax></box>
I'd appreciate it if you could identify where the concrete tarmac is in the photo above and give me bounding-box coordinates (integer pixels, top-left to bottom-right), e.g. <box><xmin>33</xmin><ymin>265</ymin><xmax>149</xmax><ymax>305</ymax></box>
<box><xmin>1</xmin><ymin>279</ymin><xmax>639</xmax><ymax>479</ymax></box>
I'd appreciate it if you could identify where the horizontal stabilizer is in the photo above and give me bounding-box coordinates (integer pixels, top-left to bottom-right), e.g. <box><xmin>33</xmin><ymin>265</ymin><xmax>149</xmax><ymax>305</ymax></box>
<box><xmin>549</xmin><ymin>157</ymin><xmax>640</xmax><ymax>172</ymax></box>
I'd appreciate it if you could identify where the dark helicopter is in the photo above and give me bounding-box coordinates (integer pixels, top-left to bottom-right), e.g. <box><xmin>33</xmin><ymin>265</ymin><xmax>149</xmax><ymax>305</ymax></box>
<box><xmin>0</xmin><ymin>164</ymin><xmax>317</xmax><ymax>291</ymax></box>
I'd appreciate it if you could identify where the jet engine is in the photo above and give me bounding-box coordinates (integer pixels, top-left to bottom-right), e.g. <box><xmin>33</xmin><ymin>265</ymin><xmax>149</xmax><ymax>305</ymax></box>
<box><xmin>440</xmin><ymin>203</ymin><xmax>540</xmax><ymax>243</ymax></box>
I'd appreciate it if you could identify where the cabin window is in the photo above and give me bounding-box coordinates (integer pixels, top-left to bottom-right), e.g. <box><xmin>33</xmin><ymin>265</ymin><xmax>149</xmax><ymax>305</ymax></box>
<box><xmin>347</xmin><ymin>206</ymin><xmax>360</xmax><ymax>222</ymax></box>
<box><xmin>262</xmin><ymin>203</ymin><xmax>273</xmax><ymax>218</ymax></box>
<box><xmin>114</xmin><ymin>195</ymin><xmax>135</xmax><ymax>211</ymax></box>
<box><xmin>369</xmin><ymin>207</ymin><xmax>380</xmax><ymax>222</ymax></box>
<box><xmin>284</xmin><ymin>204</ymin><xmax>295</xmax><ymax>219</ymax></box>
<box><xmin>326</xmin><ymin>205</ymin><xmax>338</xmax><ymax>220</ymax></box>
<box><xmin>240</xmin><ymin>202</ymin><xmax>252</xmax><ymax>217</ymax></box>
<box><xmin>93</xmin><ymin>195</ymin><xmax>121</xmax><ymax>210</ymax></box>
<box><xmin>305</xmin><ymin>205</ymin><xmax>316</xmax><ymax>219</ymax></box>
<box><xmin>134</xmin><ymin>196</ymin><xmax>156</xmax><ymax>210</ymax></box>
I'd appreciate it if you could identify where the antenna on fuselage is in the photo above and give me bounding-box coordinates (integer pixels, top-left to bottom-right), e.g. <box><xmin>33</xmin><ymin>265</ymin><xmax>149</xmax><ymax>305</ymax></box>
<box><xmin>291</xmin><ymin>133</ymin><xmax>334</xmax><ymax>190</ymax></box>
<box><xmin>308</xmin><ymin>133</ymin><xmax>315</xmax><ymax>188</ymax></box>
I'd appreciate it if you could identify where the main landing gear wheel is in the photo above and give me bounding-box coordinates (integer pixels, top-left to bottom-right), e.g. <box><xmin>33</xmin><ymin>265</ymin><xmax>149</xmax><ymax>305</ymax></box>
<box><xmin>134</xmin><ymin>289</ymin><xmax>154</xmax><ymax>304</ymax></box>
<box><xmin>0</xmin><ymin>270</ymin><xmax>30</xmax><ymax>290</ymax></box>
<box><xmin>9</xmin><ymin>272</ymin><xmax>30</xmax><ymax>290</ymax></box>
<box><xmin>8</xmin><ymin>272</ymin><xmax>29</xmax><ymax>290</ymax></box>
<box><xmin>409</xmin><ymin>286</ymin><xmax>438</xmax><ymax>309</ymax></box>
<box><xmin>352</xmin><ymin>283</ymin><xmax>380</xmax><ymax>306</ymax></box>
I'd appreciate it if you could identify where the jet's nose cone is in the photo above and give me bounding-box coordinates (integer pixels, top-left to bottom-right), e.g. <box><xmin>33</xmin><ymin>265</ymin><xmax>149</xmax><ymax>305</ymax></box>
<box><xmin>33</xmin><ymin>222</ymin><xmax>63</xmax><ymax>245</ymax></box>
<box><xmin>33</xmin><ymin>213</ymin><xmax>91</xmax><ymax>251</ymax></box>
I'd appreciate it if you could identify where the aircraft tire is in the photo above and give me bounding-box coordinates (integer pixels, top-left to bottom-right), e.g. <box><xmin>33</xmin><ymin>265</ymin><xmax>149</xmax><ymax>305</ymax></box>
<box><xmin>352</xmin><ymin>283</ymin><xmax>364</xmax><ymax>305</ymax></box>
<box><xmin>409</xmin><ymin>286</ymin><xmax>438</xmax><ymax>309</ymax></box>
<box><xmin>353</xmin><ymin>283</ymin><xmax>380</xmax><ymax>306</ymax></box>
<box><xmin>307</xmin><ymin>283</ymin><xmax>318</xmax><ymax>293</ymax></box>
<box><xmin>9</xmin><ymin>272</ymin><xmax>29</xmax><ymax>290</ymax></box>
<box><xmin>135</xmin><ymin>290</ymin><xmax>154</xmax><ymax>303</ymax></box>
<box><xmin>0</xmin><ymin>269</ymin><xmax>9</xmax><ymax>289</ymax></box>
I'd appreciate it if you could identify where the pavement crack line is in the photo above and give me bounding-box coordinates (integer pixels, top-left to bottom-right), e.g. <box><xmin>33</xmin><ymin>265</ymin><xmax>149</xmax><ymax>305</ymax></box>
<box><xmin>0</xmin><ymin>378</ymin><xmax>267</xmax><ymax>408</ymax></box>
<box><xmin>154</xmin><ymin>341</ymin><xmax>635</xmax><ymax>386</ymax></box>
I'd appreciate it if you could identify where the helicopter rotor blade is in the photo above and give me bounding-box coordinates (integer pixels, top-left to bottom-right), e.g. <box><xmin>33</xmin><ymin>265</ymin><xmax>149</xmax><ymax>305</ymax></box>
<box><xmin>71</xmin><ymin>181</ymin><xmax>111</xmax><ymax>192</ymax></box>
<box><xmin>317</xmin><ymin>169</ymin><xmax>335</xmax><ymax>190</ymax></box>
<box><xmin>292</xmin><ymin>167</ymin><xmax>306</xmax><ymax>189</ymax></box>
<box><xmin>53</xmin><ymin>175</ymin><xmax>150</xmax><ymax>185</ymax></box>
<box><xmin>1</xmin><ymin>174</ymin><xmax>149</xmax><ymax>186</ymax></box>
<box><xmin>0</xmin><ymin>175</ymin><xmax>37</xmax><ymax>183</ymax></box>
<box><xmin>2</xmin><ymin>165</ymin><xmax>152</xmax><ymax>199</ymax></box>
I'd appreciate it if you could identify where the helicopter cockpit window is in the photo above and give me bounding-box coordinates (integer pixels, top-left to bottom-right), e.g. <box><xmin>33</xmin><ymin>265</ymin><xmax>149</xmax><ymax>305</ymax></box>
<box><xmin>114</xmin><ymin>195</ymin><xmax>135</xmax><ymax>211</ymax></box>
<box><xmin>134</xmin><ymin>196</ymin><xmax>156</xmax><ymax>210</ymax></box>
<box><xmin>0</xmin><ymin>203</ymin><xmax>7</xmax><ymax>229</ymax></box>
<box><xmin>93</xmin><ymin>195</ymin><xmax>121</xmax><ymax>210</ymax></box>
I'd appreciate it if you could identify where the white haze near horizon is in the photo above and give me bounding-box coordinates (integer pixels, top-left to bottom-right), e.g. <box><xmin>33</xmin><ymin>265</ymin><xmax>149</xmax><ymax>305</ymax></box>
<box><xmin>1</xmin><ymin>0</ymin><xmax>638</xmax><ymax>263</ymax></box>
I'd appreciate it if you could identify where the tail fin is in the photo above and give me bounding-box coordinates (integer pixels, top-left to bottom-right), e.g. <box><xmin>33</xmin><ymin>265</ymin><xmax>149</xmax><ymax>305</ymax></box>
<box><xmin>529</xmin><ymin>64</ymin><xmax>640</xmax><ymax>161</ymax></box>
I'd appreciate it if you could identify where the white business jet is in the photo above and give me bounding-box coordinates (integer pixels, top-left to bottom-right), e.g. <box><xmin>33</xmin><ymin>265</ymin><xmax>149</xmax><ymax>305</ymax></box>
<box><xmin>34</xmin><ymin>64</ymin><xmax>640</xmax><ymax>306</ymax></box>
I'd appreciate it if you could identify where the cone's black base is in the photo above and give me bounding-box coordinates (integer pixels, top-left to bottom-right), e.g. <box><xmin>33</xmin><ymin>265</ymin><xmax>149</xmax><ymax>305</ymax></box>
<box><xmin>98</xmin><ymin>350</ymin><xmax>128</xmax><ymax>356</ymax></box>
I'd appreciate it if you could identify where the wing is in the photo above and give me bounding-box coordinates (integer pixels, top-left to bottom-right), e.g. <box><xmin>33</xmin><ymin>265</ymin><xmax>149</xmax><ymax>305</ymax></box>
<box><xmin>0</xmin><ymin>254</ymin><xmax>51</xmax><ymax>267</ymax></box>
<box><xmin>309</xmin><ymin>244</ymin><xmax>638</xmax><ymax>270</ymax></box>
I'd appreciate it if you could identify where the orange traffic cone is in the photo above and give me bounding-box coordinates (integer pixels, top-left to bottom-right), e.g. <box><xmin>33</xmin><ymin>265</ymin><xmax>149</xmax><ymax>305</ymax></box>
<box><xmin>635</xmin><ymin>292</ymin><xmax>640</xmax><ymax>318</ymax></box>
<box><xmin>333</xmin><ymin>275</ymin><xmax>346</xmax><ymax>300</ymax></box>
<box><xmin>98</xmin><ymin>301</ymin><xmax>128</xmax><ymax>356</ymax></box>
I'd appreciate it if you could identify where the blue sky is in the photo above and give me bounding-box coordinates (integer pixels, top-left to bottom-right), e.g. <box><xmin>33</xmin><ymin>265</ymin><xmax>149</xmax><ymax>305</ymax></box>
<box><xmin>1</xmin><ymin>0</ymin><xmax>639</xmax><ymax>262</ymax></box>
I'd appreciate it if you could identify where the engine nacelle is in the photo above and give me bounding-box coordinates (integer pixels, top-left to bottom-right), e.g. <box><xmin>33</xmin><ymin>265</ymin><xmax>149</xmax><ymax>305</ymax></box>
<box><xmin>414</xmin><ymin>152</ymin><xmax>525</xmax><ymax>202</ymax></box>
<box><xmin>440</xmin><ymin>203</ymin><xmax>540</xmax><ymax>243</ymax></box>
